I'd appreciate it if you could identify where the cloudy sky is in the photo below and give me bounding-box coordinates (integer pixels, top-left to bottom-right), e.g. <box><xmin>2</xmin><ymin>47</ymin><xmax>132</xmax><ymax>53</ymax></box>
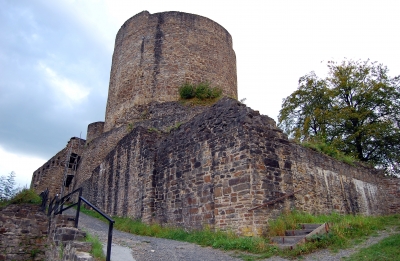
<box><xmin>1</xmin><ymin>0</ymin><xmax>399</xmax><ymax>187</ymax></box>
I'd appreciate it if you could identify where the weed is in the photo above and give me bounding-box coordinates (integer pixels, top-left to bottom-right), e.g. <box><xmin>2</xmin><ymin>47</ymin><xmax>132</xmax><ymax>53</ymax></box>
<box><xmin>179</xmin><ymin>82</ymin><xmax>222</xmax><ymax>101</ymax></box>
<box><xmin>301</xmin><ymin>140</ymin><xmax>356</xmax><ymax>165</ymax></box>
<box><xmin>30</xmin><ymin>248</ymin><xmax>41</xmax><ymax>258</ymax></box>
<box><xmin>85</xmin><ymin>231</ymin><xmax>105</xmax><ymax>261</ymax></box>
<box><xmin>0</xmin><ymin>188</ymin><xmax>41</xmax><ymax>207</ymax></box>
<box><xmin>148</xmin><ymin>127</ymin><xmax>160</xmax><ymax>133</ymax></box>
<box><xmin>166</xmin><ymin>122</ymin><xmax>182</xmax><ymax>132</ymax></box>
<box><xmin>127</xmin><ymin>123</ymin><xmax>134</xmax><ymax>132</ymax></box>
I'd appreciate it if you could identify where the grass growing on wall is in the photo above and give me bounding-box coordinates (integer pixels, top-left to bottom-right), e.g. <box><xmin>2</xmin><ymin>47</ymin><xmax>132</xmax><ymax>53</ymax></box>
<box><xmin>178</xmin><ymin>82</ymin><xmax>223</xmax><ymax>106</ymax></box>
<box><xmin>0</xmin><ymin>188</ymin><xmax>41</xmax><ymax>208</ymax></box>
<box><xmin>78</xmin><ymin>207</ymin><xmax>400</xmax><ymax>259</ymax></box>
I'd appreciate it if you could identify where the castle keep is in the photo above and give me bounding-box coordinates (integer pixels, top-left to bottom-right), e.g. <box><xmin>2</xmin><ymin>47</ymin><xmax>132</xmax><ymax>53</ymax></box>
<box><xmin>31</xmin><ymin>11</ymin><xmax>400</xmax><ymax>236</ymax></box>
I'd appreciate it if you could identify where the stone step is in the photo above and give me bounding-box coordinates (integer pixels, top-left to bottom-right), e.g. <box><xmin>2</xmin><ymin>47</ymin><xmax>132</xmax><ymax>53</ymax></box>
<box><xmin>285</xmin><ymin>229</ymin><xmax>314</xmax><ymax>236</ymax></box>
<box><xmin>271</xmin><ymin>236</ymin><xmax>305</xmax><ymax>245</ymax></box>
<box><xmin>270</xmin><ymin>223</ymin><xmax>330</xmax><ymax>249</ymax></box>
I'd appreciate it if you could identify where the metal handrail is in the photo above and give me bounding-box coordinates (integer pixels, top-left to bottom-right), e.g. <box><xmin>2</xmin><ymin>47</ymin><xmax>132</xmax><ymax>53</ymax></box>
<box><xmin>77</xmin><ymin>196</ymin><xmax>115</xmax><ymax>261</ymax></box>
<box><xmin>43</xmin><ymin>187</ymin><xmax>115</xmax><ymax>261</ymax></box>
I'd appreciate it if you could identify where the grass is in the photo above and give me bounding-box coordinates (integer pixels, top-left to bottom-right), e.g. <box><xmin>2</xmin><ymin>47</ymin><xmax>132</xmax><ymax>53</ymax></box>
<box><xmin>301</xmin><ymin>140</ymin><xmax>357</xmax><ymax>165</ymax></box>
<box><xmin>85</xmin><ymin>230</ymin><xmax>105</xmax><ymax>261</ymax></box>
<box><xmin>78</xmin><ymin>206</ymin><xmax>400</xmax><ymax>259</ymax></box>
<box><xmin>0</xmin><ymin>188</ymin><xmax>41</xmax><ymax>208</ymax></box>
<box><xmin>344</xmin><ymin>233</ymin><xmax>400</xmax><ymax>261</ymax></box>
<box><xmin>178</xmin><ymin>82</ymin><xmax>223</xmax><ymax>106</ymax></box>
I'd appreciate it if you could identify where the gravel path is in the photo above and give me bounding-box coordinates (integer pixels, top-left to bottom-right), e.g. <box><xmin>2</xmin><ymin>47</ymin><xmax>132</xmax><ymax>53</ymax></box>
<box><xmin>65</xmin><ymin>209</ymin><xmax>241</xmax><ymax>261</ymax></box>
<box><xmin>64</xmin><ymin>209</ymin><xmax>396</xmax><ymax>261</ymax></box>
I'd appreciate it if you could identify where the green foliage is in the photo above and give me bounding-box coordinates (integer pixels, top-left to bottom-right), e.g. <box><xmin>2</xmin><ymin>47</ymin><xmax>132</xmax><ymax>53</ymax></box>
<box><xmin>166</xmin><ymin>122</ymin><xmax>182</xmax><ymax>132</ymax></box>
<box><xmin>345</xmin><ymin>233</ymin><xmax>400</xmax><ymax>261</ymax></box>
<box><xmin>127</xmin><ymin>122</ymin><xmax>134</xmax><ymax>132</ymax></box>
<box><xmin>179</xmin><ymin>82</ymin><xmax>222</xmax><ymax>100</ymax></box>
<box><xmin>179</xmin><ymin>82</ymin><xmax>195</xmax><ymax>99</ymax></box>
<box><xmin>9</xmin><ymin>188</ymin><xmax>41</xmax><ymax>205</ymax></box>
<box><xmin>85</xmin><ymin>231</ymin><xmax>105</xmax><ymax>261</ymax></box>
<box><xmin>268</xmin><ymin>210</ymin><xmax>400</xmax><ymax>257</ymax></box>
<box><xmin>278</xmin><ymin>59</ymin><xmax>400</xmax><ymax>175</ymax></box>
<box><xmin>301</xmin><ymin>139</ymin><xmax>356</xmax><ymax>165</ymax></box>
<box><xmin>80</xmin><ymin>206</ymin><xmax>400</xmax><ymax>259</ymax></box>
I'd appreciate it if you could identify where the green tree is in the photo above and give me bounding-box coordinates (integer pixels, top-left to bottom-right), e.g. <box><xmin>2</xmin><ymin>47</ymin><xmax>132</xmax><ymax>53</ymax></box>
<box><xmin>278</xmin><ymin>59</ymin><xmax>400</xmax><ymax>175</ymax></box>
<box><xmin>0</xmin><ymin>171</ymin><xmax>18</xmax><ymax>200</ymax></box>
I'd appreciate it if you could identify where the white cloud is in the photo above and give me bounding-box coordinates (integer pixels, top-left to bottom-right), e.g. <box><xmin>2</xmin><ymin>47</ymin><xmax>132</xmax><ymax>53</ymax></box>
<box><xmin>0</xmin><ymin>146</ymin><xmax>46</xmax><ymax>188</ymax></box>
<box><xmin>38</xmin><ymin>62</ymin><xmax>90</xmax><ymax>106</ymax></box>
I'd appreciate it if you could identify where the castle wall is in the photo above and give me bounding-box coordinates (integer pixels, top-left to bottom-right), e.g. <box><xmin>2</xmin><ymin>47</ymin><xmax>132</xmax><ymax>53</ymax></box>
<box><xmin>31</xmin><ymin>137</ymin><xmax>85</xmax><ymax>198</ymax></box>
<box><xmin>74</xmin><ymin>101</ymin><xmax>207</xmax><ymax>189</ymax></box>
<box><xmin>81</xmin><ymin>98</ymin><xmax>399</xmax><ymax>236</ymax></box>
<box><xmin>86</xmin><ymin>121</ymin><xmax>104</xmax><ymax>142</ymax></box>
<box><xmin>104</xmin><ymin>11</ymin><xmax>237</xmax><ymax>131</ymax></box>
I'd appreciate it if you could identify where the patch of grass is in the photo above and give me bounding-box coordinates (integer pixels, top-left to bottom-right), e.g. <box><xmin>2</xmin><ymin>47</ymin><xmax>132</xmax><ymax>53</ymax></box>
<box><xmin>344</xmin><ymin>233</ymin><xmax>400</xmax><ymax>261</ymax></box>
<box><xmin>0</xmin><ymin>188</ymin><xmax>41</xmax><ymax>207</ymax></box>
<box><xmin>269</xmin><ymin>210</ymin><xmax>400</xmax><ymax>257</ymax></box>
<box><xmin>147</xmin><ymin>127</ymin><xmax>160</xmax><ymax>133</ymax></box>
<box><xmin>85</xmin><ymin>231</ymin><xmax>105</xmax><ymax>261</ymax></box>
<box><xmin>166</xmin><ymin>122</ymin><xmax>182</xmax><ymax>132</ymax></box>
<box><xmin>179</xmin><ymin>82</ymin><xmax>222</xmax><ymax>101</ymax></box>
<box><xmin>302</xmin><ymin>140</ymin><xmax>357</xmax><ymax>165</ymax></box>
<box><xmin>79</xmin><ymin>206</ymin><xmax>400</xmax><ymax>259</ymax></box>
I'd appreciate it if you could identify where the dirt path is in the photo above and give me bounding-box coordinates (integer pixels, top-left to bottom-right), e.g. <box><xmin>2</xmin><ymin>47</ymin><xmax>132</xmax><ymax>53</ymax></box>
<box><xmin>65</xmin><ymin>209</ymin><xmax>396</xmax><ymax>261</ymax></box>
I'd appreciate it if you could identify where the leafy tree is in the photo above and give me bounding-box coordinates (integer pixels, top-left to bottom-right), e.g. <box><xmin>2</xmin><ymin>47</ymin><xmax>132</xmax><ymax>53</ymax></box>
<box><xmin>0</xmin><ymin>171</ymin><xmax>18</xmax><ymax>200</ymax></box>
<box><xmin>279</xmin><ymin>59</ymin><xmax>400</xmax><ymax>175</ymax></box>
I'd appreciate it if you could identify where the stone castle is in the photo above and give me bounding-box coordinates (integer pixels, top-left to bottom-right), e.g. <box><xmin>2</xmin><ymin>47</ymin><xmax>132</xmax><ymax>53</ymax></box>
<box><xmin>31</xmin><ymin>11</ymin><xmax>400</xmax><ymax>236</ymax></box>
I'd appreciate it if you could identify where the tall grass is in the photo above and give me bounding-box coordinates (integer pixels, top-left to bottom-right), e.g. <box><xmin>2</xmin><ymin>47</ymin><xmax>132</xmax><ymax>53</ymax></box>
<box><xmin>0</xmin><ymin>188</ymin><xmax>41</xmax><ymax>207</ymax></box>
<box><xmin>79</xmin><ymin>207</ymin><xmax>400</xmax><ymax>258</ymax></box>
<box><xmin>85</xmin><ymin>231</ymin><xmax>105</xmax><ymax>261</ymax></box>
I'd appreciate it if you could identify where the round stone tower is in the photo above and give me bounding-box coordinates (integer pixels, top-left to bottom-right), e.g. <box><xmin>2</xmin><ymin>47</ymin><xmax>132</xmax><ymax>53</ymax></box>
<box><xmin>104</xmin><ymin>11</ymin><xmax>237</xmax><ymax>131</ymax></box>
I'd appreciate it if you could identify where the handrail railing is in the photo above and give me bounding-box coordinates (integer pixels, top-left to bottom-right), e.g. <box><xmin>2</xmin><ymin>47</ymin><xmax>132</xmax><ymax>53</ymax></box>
<box><xmin>78</xmin><ymin>196</ymin><xmax>115</xmax><ymax>261</ymax></box>
<box><xmin>41</xmin><ymin>188</ymin><xmax>115</xmax><ymax>261</ymax></box>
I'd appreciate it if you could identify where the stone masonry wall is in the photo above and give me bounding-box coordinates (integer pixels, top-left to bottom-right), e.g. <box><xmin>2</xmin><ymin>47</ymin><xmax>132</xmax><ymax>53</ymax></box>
<box><xmin>104</xmin><ymin>11</ymin><xmax>237</xmax><ymax>131</ymax></box>
<box><xmin>31</xmin><ymin>137</ymin><xmax>85</xmax><ymax>199</ymax></box>
<box><xmin>81</xmin><ymin>98</ymin><xmax>400</xmax><ymax>236</ymax></box>
<box><xmin>74</xmin><ymin>101</ymin><xmax>207</xmax><ymax>189</ymax></box>
<box><xmin>0</xmin><ymin>204</ymin><xmax>48</xmax><ymax>261</ymax></box>
<box><xmin>86</xmin><ymin>121</ymin><xmax>105</xmax><ymax>142</ymax></box>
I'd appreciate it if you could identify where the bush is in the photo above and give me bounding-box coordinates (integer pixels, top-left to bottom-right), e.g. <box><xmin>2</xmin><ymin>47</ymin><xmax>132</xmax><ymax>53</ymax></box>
<box><xmin>179</xmin><ymin>82</ymin><xmax>222</xmax><ymax>100</ymax></box>
<box><xmin>9</xmin><ymin>188</ymin><xmax>41</xmax><ymax>204</ymax></box>
<box><xmin>179</xmin><ymin>83</ymin><xmax>195</xmax><ymax>99</ymax></box>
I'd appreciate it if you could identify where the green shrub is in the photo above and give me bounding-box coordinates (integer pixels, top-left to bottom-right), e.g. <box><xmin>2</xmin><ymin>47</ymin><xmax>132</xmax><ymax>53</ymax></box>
<box><xmin>10</xmin><ymin>188</ymin><xmax>41</xmax><ymax>204</ymax></box>
<box><xmin>179</xmin><ymin>82</ymin><xmax>222</xmax><ymax>100</ymax></box>
<box><xmin>179</xmin><ymin>83</ymin><xmax>195</xmax><ymax>99</ymax></box>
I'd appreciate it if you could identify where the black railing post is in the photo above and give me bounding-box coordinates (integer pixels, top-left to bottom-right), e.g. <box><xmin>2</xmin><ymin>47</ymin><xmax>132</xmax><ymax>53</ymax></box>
<box><xmin>75</xmin><ymin>188</ymin><xmax>82</xmax><ymax>228</ymax></box>
<box><xmin>106</xmin><ymin>221</ymin><xmax>114</xmax><ymax>261</ymax></box>
<box><xmin>79</xmin><ymin>197</ymin><xmax>114</xmax><ymax>261</ymax></box>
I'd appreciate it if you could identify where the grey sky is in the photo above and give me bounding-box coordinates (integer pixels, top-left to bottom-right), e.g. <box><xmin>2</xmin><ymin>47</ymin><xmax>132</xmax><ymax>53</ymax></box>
<box><xmin>1</xmin><ymin>0</ymin><xmax>399</xmax><ymax>187</ymax></box>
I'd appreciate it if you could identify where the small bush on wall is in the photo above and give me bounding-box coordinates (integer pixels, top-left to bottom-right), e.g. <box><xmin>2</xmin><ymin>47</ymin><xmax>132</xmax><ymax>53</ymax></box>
<box><xmin>179</xmin><ymin>82</ymin><xmax>222</xmax><ymax>100</ymax></box>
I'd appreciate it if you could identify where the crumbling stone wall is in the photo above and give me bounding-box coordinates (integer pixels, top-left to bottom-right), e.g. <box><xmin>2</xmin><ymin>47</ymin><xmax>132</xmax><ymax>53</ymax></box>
<box><xmin>104</xmin><ymin>11</ymin><xmax>237</xmax><ymax>131</ymax></box>
<box><xmin>0</xmin><ymin>204</ymin><xmax>48</xmax><ymax>261</ymax></box>
<box><xmin>31</xmin><ymin>137</ymin><xmax>85</xmax><ymax>198</ymax></box>
<box><xmin>81</xmin><ymin>98</ymin><xmax>399</xmax><ymax>236</ymax></box>
<box><xmin>74</xmin><ymin>101</ymin><xmax>207</xmax><ymax>188</ymax></box>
